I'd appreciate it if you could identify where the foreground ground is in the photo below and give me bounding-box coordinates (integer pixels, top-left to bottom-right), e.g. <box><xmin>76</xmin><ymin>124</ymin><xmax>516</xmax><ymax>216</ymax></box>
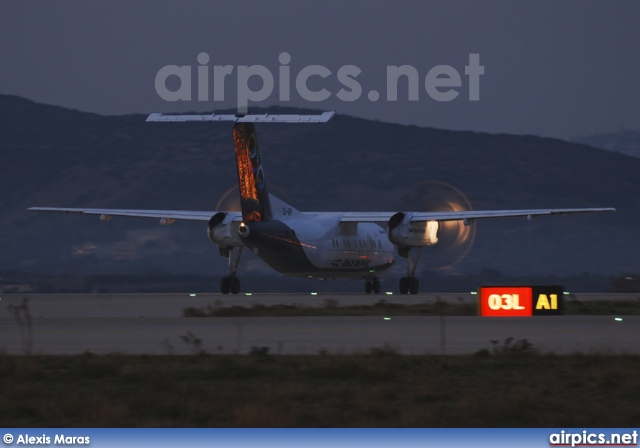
<box><xmin>1</xmin><ymin>350</ymin><xmax>639</xmax><ymax>427</ymax></box>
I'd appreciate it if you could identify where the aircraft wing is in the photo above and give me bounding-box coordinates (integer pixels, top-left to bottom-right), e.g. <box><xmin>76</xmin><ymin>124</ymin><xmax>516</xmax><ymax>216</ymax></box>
<box><xmin>31</xmin><ymin>206</ymin><xmax>615</xmax><ymax>223</ymax></box>
<box><xmin>28</xmin><ymin>207</ymin><xmax>242</xmax><ymax>223</ymax></box>
<box><xmin>340</xmin><ymin>207</ymin><xmax>616</xmax><ymax>223</ymax></box>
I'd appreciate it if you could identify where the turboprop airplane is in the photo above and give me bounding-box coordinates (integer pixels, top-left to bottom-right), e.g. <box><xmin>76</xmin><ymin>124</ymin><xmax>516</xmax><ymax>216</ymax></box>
<box><xmin>30</xmin><ymin>111</ymin><xmax>615</xmax><ymax>294</ymax></box>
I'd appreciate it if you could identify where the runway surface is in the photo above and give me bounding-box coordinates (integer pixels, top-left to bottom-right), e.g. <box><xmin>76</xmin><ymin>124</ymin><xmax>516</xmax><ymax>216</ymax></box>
<box><xmin>1</xmin><ymin>293</ymin><xmax>638</xmax><ymax>355</ymax></box>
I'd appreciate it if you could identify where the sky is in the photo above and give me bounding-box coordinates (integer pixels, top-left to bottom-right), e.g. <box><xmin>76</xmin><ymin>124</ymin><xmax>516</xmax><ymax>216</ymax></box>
<box><xmin>1</xmin><ymin>1</ymin><xmax>639</xmax><ymax>139</ymax></box>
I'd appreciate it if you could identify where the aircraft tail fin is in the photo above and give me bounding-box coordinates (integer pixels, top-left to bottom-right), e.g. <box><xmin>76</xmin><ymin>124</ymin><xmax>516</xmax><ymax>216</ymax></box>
<box><xmin>233</xmin><ymin>122</ymin><xmax>272</xmax><ymax>222</ymax></box>
<box><xmin>147</xmin><ymin>110</ymin><xmax>335</xmax><ymax>222</ymax></box>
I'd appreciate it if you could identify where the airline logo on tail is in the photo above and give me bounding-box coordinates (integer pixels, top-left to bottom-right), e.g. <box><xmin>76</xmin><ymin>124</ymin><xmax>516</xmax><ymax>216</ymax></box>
<box><xmin>233</xmin><ymin>122</ymin><xmax>272</xmax><ymax>222</ymax></box>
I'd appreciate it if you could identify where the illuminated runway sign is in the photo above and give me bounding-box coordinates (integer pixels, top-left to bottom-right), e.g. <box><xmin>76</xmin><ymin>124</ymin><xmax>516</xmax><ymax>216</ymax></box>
<box><xmin>478</xmin><ymin>285</ymin><xmax>564</xmax><ymax>317</ymax></box>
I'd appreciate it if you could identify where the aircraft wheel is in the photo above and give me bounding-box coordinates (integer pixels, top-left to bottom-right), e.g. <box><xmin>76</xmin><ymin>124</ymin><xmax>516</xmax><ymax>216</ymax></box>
<box><xmin>221</xmin><ymin>276</ymin><xmax>231</xmax><ymax>294</ymax></box>
<box><xmin>231</xmin><ymin>276</ymin><xmax>241</xmax><ymax>294</ymax></box>
<box><xmin>409</xmin><ymin>276</ymin><xmax>419</xmax><ymax>295</ymax></box>
<box><xmin>373</xmin><ymin>279</ymin><xmax>381</xmax><ymax>294</ymax></box>
<box><xmin>365</xmin><ymin>281</ymin><xmax>373</xmax><ymax>294</ymax></box>
<box><xmin>399</xmin><ymin>277</ymin><xmax>409</xmax><ymax>294</ymax></box>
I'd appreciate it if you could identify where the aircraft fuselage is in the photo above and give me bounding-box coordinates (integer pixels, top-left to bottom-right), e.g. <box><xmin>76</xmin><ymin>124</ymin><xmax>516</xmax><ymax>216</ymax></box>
<box><xmin>239</xmin><ymin>214</ymin><xmax>395</xmax><ymax>279</ymax></box>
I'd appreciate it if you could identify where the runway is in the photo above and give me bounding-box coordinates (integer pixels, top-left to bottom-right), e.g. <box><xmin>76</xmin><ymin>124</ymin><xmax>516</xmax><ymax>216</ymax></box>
<box><xmin>1</xmin><ymin>293</ymin><xmax>638</xmax><ymax>355</ymax></box>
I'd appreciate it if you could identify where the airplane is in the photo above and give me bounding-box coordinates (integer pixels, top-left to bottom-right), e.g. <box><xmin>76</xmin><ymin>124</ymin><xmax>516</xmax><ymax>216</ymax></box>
<box><xmin>30</xmin><ymin>111</ymin><xmax>615</xmax><ymax>295</ymax></box>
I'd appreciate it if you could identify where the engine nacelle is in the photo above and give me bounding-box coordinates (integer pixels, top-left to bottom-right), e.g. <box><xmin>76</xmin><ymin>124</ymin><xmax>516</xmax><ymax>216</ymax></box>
<box><xmin>387</xmin><ymin>212</ymin><xmax>439</xmax><ymax>247</ymax></box>
<box><xmin>238</xmin><ymin>222</ymin><xmax>250</xmax><ymax>237</ymax></box>
<box><xmin>207</xmin><ymin>212</ymin><xmax>243</xmax><ymax>247</ymax></box>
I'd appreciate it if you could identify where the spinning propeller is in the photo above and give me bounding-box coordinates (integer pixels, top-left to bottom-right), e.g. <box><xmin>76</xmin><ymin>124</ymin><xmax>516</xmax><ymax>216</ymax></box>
<box><xmin>396</xmin><ymin>180</ymin><xmax>476</xmax><ymax>270</ymax></box>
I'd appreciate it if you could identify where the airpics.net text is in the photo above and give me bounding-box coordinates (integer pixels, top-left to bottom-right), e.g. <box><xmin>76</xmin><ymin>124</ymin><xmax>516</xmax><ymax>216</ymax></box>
<box><xmin>155</xmin><ymin>52</ymin><xmax>484</xmax><ymax>112</ymax></box>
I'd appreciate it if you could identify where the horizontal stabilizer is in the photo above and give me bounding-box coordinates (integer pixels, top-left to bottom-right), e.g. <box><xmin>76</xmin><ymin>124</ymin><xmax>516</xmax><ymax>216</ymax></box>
<box><xmin>146</xmin><ymin>111</ymin><xmax>335</xmax><ymax>123</ymax></box>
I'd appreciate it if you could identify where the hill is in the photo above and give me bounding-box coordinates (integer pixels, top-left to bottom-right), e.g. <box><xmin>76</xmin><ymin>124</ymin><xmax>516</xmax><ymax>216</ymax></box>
<box><xmin>574</xmin><ymin>130</ymin><xmax>640</xmax><ymax>159</ymax></box>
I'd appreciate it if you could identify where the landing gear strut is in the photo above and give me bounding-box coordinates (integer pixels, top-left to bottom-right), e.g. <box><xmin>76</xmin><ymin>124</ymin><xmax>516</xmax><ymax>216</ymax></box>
<box><xmin>220</xmin><ymin>246</ymin><xmax>244</xmax><ymax>294</ymax></box>
<box><xmin>399</xmin><ymin>247</ymin><xmax>422</xmax><ymax>295</ymax></box>
<box><xmin>364</xmin><ymin>278</ymin><xmax>381</xmax><ymax>294</ymax></box>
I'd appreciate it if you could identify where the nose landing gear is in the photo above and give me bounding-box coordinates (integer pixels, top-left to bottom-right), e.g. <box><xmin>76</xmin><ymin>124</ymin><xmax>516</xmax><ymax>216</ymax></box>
<box><xmin>364</xmin><ymin>278</ymin><xmax>381</xmax><ymax>294</ymax></box>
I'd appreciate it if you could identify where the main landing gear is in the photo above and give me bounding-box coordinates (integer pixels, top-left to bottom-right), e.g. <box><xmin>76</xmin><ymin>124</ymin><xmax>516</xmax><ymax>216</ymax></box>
<box><xmin>220</xmin><ymin>275</ymin><xmax>240</xmax><ymax>294</ymax></box>
<box><xmin>399</xmin><ymin>275</ymin><xmax>419</xmax><ymax>295</ymax></box>
<box><xmin>399</xmin><ymin>247</ymin><xmax>422</xmax><ymax>295</ymax></box>
<box><xmin>364</xmin><ymin>278</ymin><xmax>381</xmax><ymax>294</ymax></box>
<box><xmin>220</xmin><ymin>246</ymin><xmax>244</xmax><ymax>294</ymax></box>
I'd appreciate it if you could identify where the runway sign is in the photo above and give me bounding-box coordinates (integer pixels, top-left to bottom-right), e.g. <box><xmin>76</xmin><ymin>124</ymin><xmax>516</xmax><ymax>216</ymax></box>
<box><xmin>478</xmin><ymin>285</ymin><xmax>564</xmax><ymax>317</ymax></box>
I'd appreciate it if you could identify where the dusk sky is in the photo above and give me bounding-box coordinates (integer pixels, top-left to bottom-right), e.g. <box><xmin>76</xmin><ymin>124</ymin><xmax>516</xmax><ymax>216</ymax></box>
<box><xmin>1</xmin><ymin>1</ymin><xmax>639</xmax><ymax>139</ymax></box>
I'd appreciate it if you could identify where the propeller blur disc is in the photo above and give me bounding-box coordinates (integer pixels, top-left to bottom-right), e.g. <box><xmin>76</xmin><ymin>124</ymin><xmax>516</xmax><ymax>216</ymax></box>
<box><xmin>396</xmin><ymin>180</ymin><xmax>476</xmax><ymax>270</ymax></box>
